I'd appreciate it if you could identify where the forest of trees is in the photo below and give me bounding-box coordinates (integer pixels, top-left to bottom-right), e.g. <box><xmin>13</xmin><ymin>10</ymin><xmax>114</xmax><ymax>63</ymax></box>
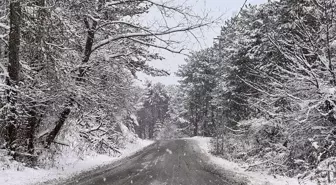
<box><xmin>1</xmin><ymin>0</ymin><xmax>336</xmax><ymax>184</ymax></box>
<box><xmin>176</xmin><ymin>0</ymin><xmax>336</xmax><ymax>183</ymax></box>
<box><xmin>134</xmin><ymin>82</ymin><xmax>188</xmax><ymax>140</ymax></box>
<box><xmin>0</xmin><ymin>0</ymin><xmax>211</xmax><ymax>167</ymax></box>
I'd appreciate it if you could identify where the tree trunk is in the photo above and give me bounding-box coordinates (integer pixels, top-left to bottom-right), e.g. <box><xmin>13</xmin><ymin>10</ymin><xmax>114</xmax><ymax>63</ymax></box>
<box><xmin>8</xmin><ymin>0</ymin><xmax>21</xmax><ymax>83</ymax></box>
<box><xmin>27</xmin><ymin>107</ymin><xmax>38</xmax><ymax>153</ymax></box>
<box><xmin>193</xmin><ymin>122</ymin><xmax>198</xmax><ymax>136</ymax></box>
<box><xmin>26</xmin><ymin>106</ymin><xmax>38</xmax><ymax>166</ymax></box>
<box><xmin>79</xmin><ymin>18</ymin><xmax>97</xmax><ymax>78</ymax></box>
<box><xmin>149</xmin><ymin>121</ymin><xmax>154</xmax><ymax>139</ymax></box>
<box><xmin>5</xmin><ymin>0</ymin><xmax>21</xmax><ymax>154</ymax></box>
<box><xmin>45</xmin><ymin>108</ymin><xmax>71</xmax><ymax>148</ymax></box>
<box><xmin>193</xmin><ymin>106</ymin><xmax>199</xmax><ymax>136</ymax></box>
<box><xmin>203</xmin><ymin>100</ymin><xmax>209</xmax><ymax>136</ymax></box>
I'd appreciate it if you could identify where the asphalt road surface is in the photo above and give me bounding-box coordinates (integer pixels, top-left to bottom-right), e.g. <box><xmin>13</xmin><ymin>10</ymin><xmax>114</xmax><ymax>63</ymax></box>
<box><xmin>62</xmin><ymin>139</ymin><xmax>247</xmax><ymax>185</ymax></box>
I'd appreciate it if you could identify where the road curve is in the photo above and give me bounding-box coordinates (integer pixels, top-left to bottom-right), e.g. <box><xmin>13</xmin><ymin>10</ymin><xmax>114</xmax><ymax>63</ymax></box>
<box><xmin>62</xmin><ymin>139</ymin><xmax>246</xmax><ymax>185</ymax></box>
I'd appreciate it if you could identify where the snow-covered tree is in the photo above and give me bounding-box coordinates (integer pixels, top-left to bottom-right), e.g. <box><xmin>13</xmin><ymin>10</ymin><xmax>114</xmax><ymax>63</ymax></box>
<box><xmin>177</xmin><ymin>48</ymin><xmax>219</xmax><ymax>136</ymax></box>
<box><xmin>177</xmin><ymin>0</ymin><xmax>336</xmax><ymax>182</ymax></box>
<box><xmin>0</xmin><ymin>0</ymin><xmax>216</xmax><ymax>167</ymax></box>
<box><xmin>136</xmin><ymin>82</ymin><xmax>170</xmax><ymax>139</ymax></box>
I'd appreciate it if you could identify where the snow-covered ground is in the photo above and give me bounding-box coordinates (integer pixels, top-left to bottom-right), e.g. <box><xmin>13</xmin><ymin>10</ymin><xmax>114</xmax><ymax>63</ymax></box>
<box><xmin>189</xmin><ymin>136</ymin><xmax>317</xmax><ymax>185</ymax></box>
<box><xmin>0</xmin><ymin>139</ymin><xmax>154</xmax><ymax>185</ymax></box>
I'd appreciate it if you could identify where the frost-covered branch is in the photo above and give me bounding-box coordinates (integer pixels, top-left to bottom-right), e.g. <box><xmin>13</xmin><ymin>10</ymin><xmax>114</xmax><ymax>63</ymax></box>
<box><xmin>92</xmin><ymin>22</ymin><xmax>213</xmax><ymax>52</ymax></box>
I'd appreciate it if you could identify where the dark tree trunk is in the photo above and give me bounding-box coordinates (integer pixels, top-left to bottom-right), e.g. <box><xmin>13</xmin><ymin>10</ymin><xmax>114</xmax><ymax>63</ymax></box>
<box><xmin>203</xmin><ymin>100</ymin><xmax>209</xmax><ymax>136</ymax></box>
<box><xmin>139</xmin><ymin>125</ymin><xmax>143</xmax><ymax>139</ymax></box>
<box><xmin>5</xmin><ymin>0</ymin><xmax>21</xmax><ymax>154</ymax></box>
<box><xmin>193</xmin><ymin>107</ymin><xmax>198</xmax><ymax>136</ymax></box>
<box><xmin>8</xmin><ymin>0</ymin><xmax>21</xmax><ymax>83</ymax></box>
<box><xmin>149</xmin><ymin>122</ymin><xmax>154</xmax><ymax>139</ymax></box>
<box><xmin>45</xmin><ymin>108</ymin><xmax>71</xmax><ymax>148</ymax></box>
<box><xmin>79</xmin><ymin>18</ymin><xmax>97</xmax><ymax>78</ymax></box>
<box><xmin>27</xmin><ymin>107</ymin><xmax>38</xmax><ymax>153</ymax></box>
<box><xmin>26</xmin><ymin>106</ymin><xmax>39</xmax><ymax>166</ymax></box>
<box><xmin>193</xmin><ymin>122</ymin><xmax>198</xmax><ymax>136</ymax></box>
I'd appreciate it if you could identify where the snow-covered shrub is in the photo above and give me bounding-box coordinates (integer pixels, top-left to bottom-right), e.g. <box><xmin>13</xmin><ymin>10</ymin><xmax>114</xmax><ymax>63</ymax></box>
<box><xmin>212</xmin><ymin>119</ymin><xmax>291</xmax><ymax>176</ymax></box>
<box><xmin>312</xmin><ymin>157</ymin><xmax>336</xmax><ymax>185</ymax></box>
<box><xmin>0</xmin><ymin>149</ymin><xmax>25</xmax><ymax>171</ymax></box>
<box><xmin>35</xmin><ymin>110</ymin><xmax>139</xmax><ymax>169</ymax></box>
<box><xmin>212</xmin><ymin>114</ymin><xmax>336</xmax><ymax>183</ymax></box>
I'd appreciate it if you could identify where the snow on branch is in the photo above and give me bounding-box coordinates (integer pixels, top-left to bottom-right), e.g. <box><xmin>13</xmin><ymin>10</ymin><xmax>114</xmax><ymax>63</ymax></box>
<box><xmin>128</xmin><ymin>37</ymin><xmax>188</xmax><ymax>55</ymax></box>
<box><xmin>92</xmin><ymin>22</ymin><xmax>213</xmax><ymax>52</ymax></box>
<box><xmin>0</xmin><ymin>23</ymin><xmax>9</xmax><ymax>30</ymax></box>
<box><xmin>53</xmin><ymin>140</ymin><xmax>70</xmax><ymax>147</ymax></box>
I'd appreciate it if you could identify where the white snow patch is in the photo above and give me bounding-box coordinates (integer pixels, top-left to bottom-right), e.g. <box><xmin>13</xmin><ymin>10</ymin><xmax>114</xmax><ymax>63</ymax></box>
<box><xmin>331</xmin><ymin>40</ymin><xmax>336</xmax><ymax>48</ymax></box>
<box><xmin>312</xmin><ymin>142</ymin><xmax>319</xmax><ymax>149</ymax></box>
<box><xmin>165</xmin><ymin>149</ymin><xmax>173</xmax><ymax>154</ymax></box>
<box><xmin>188</xmin><ymin>136</ymin><xmax>317</xmax><ymax>185</ymax></box>
<box><xmin>320</xmin><ymin>86</ymin><xmax>336</xmax><ymax>95</ymax></box>
<box><xmin>0</xmin><ymin>139</ymin><xmax>154</xmax><ymax>185</ymax></box>
<box><xmin>0</xmin><ymin>23</ymin><xmax>9</xmax><ymax>30</ymax></box>
<box><xmin>129</xmin><ymin>114</ymin><xmax>139</xmax><ymax>126</ymax></box>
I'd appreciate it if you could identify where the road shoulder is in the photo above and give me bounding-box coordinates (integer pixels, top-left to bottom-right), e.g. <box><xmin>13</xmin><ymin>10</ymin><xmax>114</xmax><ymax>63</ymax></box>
<box><xmin>188</xmin><ymin>137</ymin><xmax>316</xmax><ymax>185</ymax></box>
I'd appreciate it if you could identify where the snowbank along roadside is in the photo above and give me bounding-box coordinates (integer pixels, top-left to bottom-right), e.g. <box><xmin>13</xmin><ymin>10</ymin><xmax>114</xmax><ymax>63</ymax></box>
<box><xmin>188</xmin><ymin>136</ymin><xmax>317</xmax><ymax>185</ymax></box>
<box><xmin>0</xmin><ymin>139</ymin><xmax>154</xmax><ymax>185</ymax></box>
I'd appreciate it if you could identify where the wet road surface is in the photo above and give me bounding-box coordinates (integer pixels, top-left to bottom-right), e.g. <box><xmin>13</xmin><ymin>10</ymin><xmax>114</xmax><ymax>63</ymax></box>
<box><xmin>62</xmin><ymin>139</ymin><xmax>246</xmax><ymax>185</ymax></box>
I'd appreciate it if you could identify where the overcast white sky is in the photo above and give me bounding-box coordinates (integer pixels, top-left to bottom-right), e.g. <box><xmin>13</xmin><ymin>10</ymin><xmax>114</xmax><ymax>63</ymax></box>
<box><xmin>137</xmin><ymin>0</ymin><xmax>267</xmax><ymax>85</ymax></box>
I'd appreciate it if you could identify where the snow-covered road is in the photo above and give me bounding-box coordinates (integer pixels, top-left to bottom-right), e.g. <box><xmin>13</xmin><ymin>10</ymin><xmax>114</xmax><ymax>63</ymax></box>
<box><xmin>59</xmin><ymin>139</ymin><xmax>247</xmax><ymax>185</ymax></box>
